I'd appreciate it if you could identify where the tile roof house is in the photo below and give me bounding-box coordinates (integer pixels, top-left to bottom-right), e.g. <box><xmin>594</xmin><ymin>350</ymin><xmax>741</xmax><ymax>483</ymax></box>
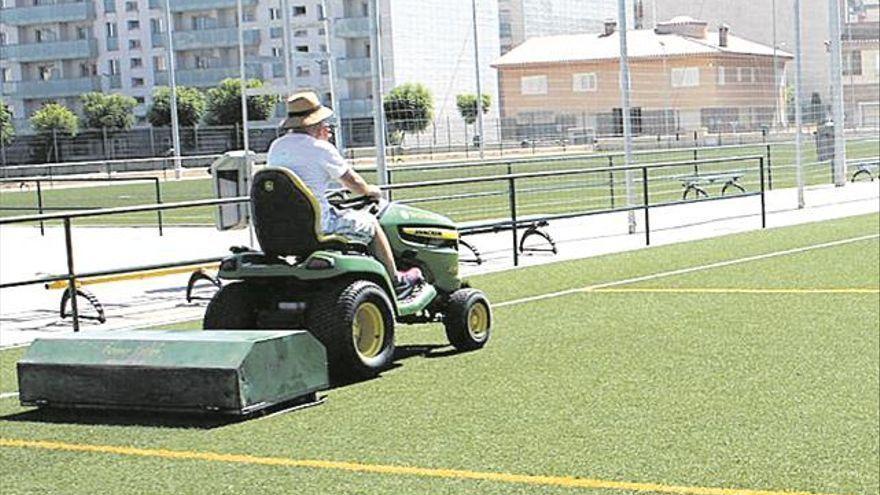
<box><xmin>492</xmin><ymin>17</ymin><xmax>793</xmax><ymax>138</ymax></box>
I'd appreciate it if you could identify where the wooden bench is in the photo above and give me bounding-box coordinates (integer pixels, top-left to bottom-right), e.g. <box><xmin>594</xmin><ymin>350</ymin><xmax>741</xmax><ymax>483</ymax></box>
<box><xmin>458</xmin><ymin>217</ymin><xmax>557</xmax><ymax>265</ymax></box>
<box><xmin>677</xmin><ymin>171</ymin><xmax>746</xmax><ymax>200</ymax></box>
<box><xmin>850</xmin><ymin>159</ymin><xmax>879</xmax><ymax>182</ymax></box>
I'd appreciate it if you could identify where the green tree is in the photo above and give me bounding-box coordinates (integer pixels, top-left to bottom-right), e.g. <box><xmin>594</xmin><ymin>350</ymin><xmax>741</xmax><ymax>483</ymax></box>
<box><xmin>455</xmin><ymin>93</ymin><xmax>491</xmax><ymax>125</ymax></box>
<box><xmin>0</xmin><ymin>99</ymin><xmax>14</xmax><ymax>146</ymax></box>
<box><xmin>147</xmin><ymin>86</ymin><xmax>206</xmax><ymax>127</ymax></box>
<box><xmin>384</xmin><ymin>83</ymin><xmax>433</xmax><ymax>144</ymax></box>
<box><xmin>204</xmin><ymin>78</ymin><xmax>279</xmax><ymax>126</ymax></box>
<box><xmin>29</xmin><ymin>103</ymin><xmax>79</xmax><ymax>162</ymax></box>
<box><xmin>81</xmin><ymin>92</ymin><xmax>137</xmax><ymax>130</ymax></box>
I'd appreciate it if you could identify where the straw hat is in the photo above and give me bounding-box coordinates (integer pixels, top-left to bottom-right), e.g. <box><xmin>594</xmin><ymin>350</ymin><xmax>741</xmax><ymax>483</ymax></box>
<box><xmin>280</xmin><ymin>91</ymin><xmax>334</xmax><ymax>130</ymax></box>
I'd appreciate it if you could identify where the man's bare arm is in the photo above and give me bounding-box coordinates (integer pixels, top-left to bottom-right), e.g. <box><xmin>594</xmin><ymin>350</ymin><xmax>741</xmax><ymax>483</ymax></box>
<box><xmin>339</xmin><ymin>170</ymin><xmax>381</xmax><ymax>198</ymax></box>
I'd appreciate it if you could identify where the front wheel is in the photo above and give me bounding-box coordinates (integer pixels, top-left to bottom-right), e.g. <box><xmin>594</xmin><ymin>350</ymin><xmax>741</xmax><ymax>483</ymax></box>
<box><xmin>444</xmin><ymin>289</ymin><xmax>492</xmax><ymax>351</ymax></box>
<box><xmin>307</xmin><ymin>280</ymin><xmax>396</xmax><ymax>380</ymax></box>
<box><xmin>203</xmin><ymin>282</ymin><xmax>257</xmax><ymax>329</ymax></box>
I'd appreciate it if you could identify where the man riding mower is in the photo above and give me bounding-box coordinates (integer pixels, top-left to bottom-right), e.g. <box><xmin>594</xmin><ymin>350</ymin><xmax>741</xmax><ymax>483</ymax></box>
<box><xmin>203</xmin><ymin>92</ymin><xmax>492</xmax><ymax>380</ymax></box>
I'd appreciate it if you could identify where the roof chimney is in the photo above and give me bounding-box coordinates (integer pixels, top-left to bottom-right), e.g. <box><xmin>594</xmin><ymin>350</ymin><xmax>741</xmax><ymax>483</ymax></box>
<box><xmin>604</xmin><ymin>19</ymin><xmax>617</xmax><ymax>36</ymax></box>
<box><xmin>719</xmin><ymin>23</ymin><xmax>730</xmax><ymax>47</ymax></box>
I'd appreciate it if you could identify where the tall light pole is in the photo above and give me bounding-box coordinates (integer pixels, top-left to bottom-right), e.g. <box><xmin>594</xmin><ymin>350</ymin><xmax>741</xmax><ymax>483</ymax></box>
<box><xmin>827</xmin><ymin>0</ymin><xmax>847</xmax><ymax>186</ymax></box>
<box><xmin>369</xmin><ymin>0</ymin><xmax>388</xmax><ymax>189</ymax></box>
<box><xmin>163</xmin><ymin>0</ymin><xmax>182</xmax><ymax>179</ymax></box>
<box><xmin>794</xmin><ymin>0</ymin><xmax>805</xmax><ymax>208</ymax></box>
<box><xmin>281</xmin><ymin>0</ymin><xmax>293</xmax><ymax>87</ymax></box>
<box><xmin>772</xmin><ymin>0</ymin><xmax>781</xmax><ymax>129</ymax></box>
<box><xmin>471</xmin><ymin>0</ymin><xmax>485</xmax><ymax>159</ymax></box>
<box><xmin>617</xmin><ymin>0</ymin><xmax>636</xmax><ymax>234</ymax></box>
<box><xmin>321</xmin><ymin>0</ymin><xmax>344</xmax><ymax>152</ymax></box>
<box><xmin>236</xmin><ymin>0</ymin><xmax>250</xmax><ymax>157</ymax></box>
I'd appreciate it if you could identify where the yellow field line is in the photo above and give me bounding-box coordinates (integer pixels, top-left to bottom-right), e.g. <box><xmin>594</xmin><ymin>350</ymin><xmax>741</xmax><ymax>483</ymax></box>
<box><xmin>44</xmin><ymin>263</ymin><xmax>217</xmax><ymax>290</ymax></box>
<box><xmin>589</xmin><ymin>288</ymin><xmax>880</xmax><ymax>295</ymax></box>
<box><xmin>0</xmin><ymin>438</ymin><xmax>843</xmax><ymax>495</ymax></box>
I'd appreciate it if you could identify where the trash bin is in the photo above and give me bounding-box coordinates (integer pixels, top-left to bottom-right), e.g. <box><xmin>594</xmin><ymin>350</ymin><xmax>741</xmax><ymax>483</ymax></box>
<box><xmin>815</xmin><ymin>121</ymin><xmax>835</xmax><ymax>162</ymax></box>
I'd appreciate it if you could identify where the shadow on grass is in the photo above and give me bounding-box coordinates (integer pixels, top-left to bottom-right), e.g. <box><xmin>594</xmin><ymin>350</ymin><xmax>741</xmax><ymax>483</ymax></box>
<box><xmin>0</xmin><ymin>344</ymin><xmax>471</xmax><ymax>429</ymax></box>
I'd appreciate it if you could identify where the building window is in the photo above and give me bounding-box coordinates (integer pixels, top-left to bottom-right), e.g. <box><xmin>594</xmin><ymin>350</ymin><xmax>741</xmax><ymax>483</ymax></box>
<box><xmin>296</xmin><ymin>65</ymin><xmax>311</xmax><ymax>77</ymax></box>
<box><xmin>150</xmin><ymin>18</ymin><xmax>164</xmax><ymax>33</ymax></box>
<box><xmin>130</xmin><ymin>57</ymin><xmax>143</xmax><ymax>69</ymax></box>
<box><xmin>125</xmin><ymin>1</ymin><xmax>138</xmax><ymax>12</ymax></box>
<box><xmin>128</xmin><ymin>39</ymin><xmax>141</xmax><ymax>49</ymax></box>
<box><xmin>316</xmin><ymin>3</ymin><xmax>325</xmax><ymax>19</ymax></box>
<box><xmin>36</xmin><ymin>29</ymin><xmax>57</xmax><ymax>43</ymax></box>
<box><xmin>271</xmin><ymin>47</ymin><xmax>283</xmax><ymax>57</ymax></box>
<box><xmin>108</xmin><ymin>59</ymin><xmax>120</xmax><ymax>75</ymax></box>
<box><xmin>319</xmin><ymin>60</ymin><xmax>328</xmax><ymax>75</ymax></box>
<box><xmin>521</xmin><ymin>75</ymin><xmax>548</xmax><ymax>95</ymax></box>
<box><xmin>270</xmin><ymin>27</ymin><xmax>283</xmax><ymax>38</ymax></box>
<box><xmin>671</xmin><ymin>67</ymin><xmax>700</xmax><ymax>88</ymax></box>
<box><xmin>104</xmin><ymin>0</ymin><xmax>116</xmax><ymax>13</ymax></box>
<box><xmin>38</xmin><ymin>65</ymin><xmax>54</xmax><ymax>81</ymax></box>
<box><xmin>153</xmin><ymin>55</ymin><xmax>166</xmax><ymax>71</ymax></box>
<box><xmin>736</xmin><ymin>67</ymin><xmax>754</xmax><ymax>83</ymax></box>
<box><xmin>106</xmin><ymin>22</ymin><xmax>118</xmax><ymax>38</ymax></box>
<box><xmin>717</xmin><ymin>66</ymin><xmax>726</xmax><ymax>85</ymax></box>
<box><xmin>293</xmin><ymin>5</ymin><xmax>307</xmax><ymax>16</ymax></box>
<box><xmin>0</xmin><ymin>68</ymin><xmax>9</xmax><ymax>83</ymax></box>
<box><xmin>195</xmin><ymin>56</ymin><xmax>210</xmax><ymax>69</ymax></box>
<box><xmin>294</xmin><ymin>29</ymin><xmax>308</xmax><ymax>38</ymax></box>
<box><xmin>0</xmin><ymin>33</ymin><xmax>5</xmax><ymax>46</ymax></box>
<box><xmin>76</xmin><ymin>27</ymin><xmax>90</xmax><ymax>40</ymax></box>
<box><xmin>318</xmin><ymin>27</ymin><xmax>325</xmax><ymax>35</ymax></box>
<box><xmin>127</xmin><ymin>19</ymin><xmax>140</xmax><ymax>31</ymax></box>
<box><xmin>296</xmin><ymin>45</ymin><xmax>309</xmax><ymax>53</ymax></box>
<box><xmin>843</xmin><ymin>51</ymin><xmax>862</xmax><ymax>76</ymax></box>
<box><xmin>132</xmin><ymin>77</ymin><xmax>145</xmax><ymax>87</ymax></box>
<box><xmin>572</xmin><ymin>73</ymin><xmax>597</xmax><ymax>92</ymax></box>
<box><xmin>269</xmin><ymin>7</ymin><xmax>281</xmax><ymax>20</ymax></box>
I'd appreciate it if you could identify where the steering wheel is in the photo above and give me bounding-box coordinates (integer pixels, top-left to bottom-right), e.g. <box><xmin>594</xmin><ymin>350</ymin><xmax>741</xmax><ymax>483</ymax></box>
<box><xmin>327</xmin><ymin>190</ymin><xmax>379</xmax><ymax>210</ymax></box>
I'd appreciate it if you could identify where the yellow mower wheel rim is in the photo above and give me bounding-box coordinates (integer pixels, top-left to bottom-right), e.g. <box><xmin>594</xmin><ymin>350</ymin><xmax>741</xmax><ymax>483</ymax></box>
<box><xmin>467</xmin><ymin>302</ymin><xmax>490</xmax><ymax>339</ymax></box>
<box><xmin>353</xmin><ymin>302</ymin><xmax>385</xmax><ymax>358</ymax></box>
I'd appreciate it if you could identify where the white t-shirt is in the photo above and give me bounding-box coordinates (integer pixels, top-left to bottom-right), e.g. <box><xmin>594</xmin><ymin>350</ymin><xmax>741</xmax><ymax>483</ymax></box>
<box><xmin>266</xmin><ymin>133</ymin><xmax>351</xmax><ymax>227</ymax></box>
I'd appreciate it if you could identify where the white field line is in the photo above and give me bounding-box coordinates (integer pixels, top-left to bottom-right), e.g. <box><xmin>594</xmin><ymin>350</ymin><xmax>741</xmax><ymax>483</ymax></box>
<box><xmin>495</xmin><ymin>233</ymin><xmax>880</xmax><ymax>308</ymax></box>
<box><xmin>0</xmin><ymin>392</ymin><xmax>19</xmax><ymax>400</ymax></box>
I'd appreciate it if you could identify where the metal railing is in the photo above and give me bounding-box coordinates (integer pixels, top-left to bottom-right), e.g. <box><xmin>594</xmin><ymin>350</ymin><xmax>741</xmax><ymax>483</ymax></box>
<box><xmin>0</xmin><ymin>155</ymin><xmax>766</xmax><ymax>331</ymax></box>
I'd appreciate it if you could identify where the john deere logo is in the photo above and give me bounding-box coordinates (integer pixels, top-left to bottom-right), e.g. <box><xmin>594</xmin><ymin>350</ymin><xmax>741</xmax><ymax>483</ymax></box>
<box><xmin>264</xmin><ymin>180</ymin><xmax>275</xmax><ymax>192</ymax></box>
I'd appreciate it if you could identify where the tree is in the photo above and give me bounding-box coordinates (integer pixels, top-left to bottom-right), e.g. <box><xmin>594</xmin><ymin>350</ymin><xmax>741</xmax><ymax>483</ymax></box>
<box><xmin>0</xmin><ymin>99</ymin><xmax>14</xmax><ymax>147</ymax></box>
<box><xmin>147</xmin><ymin>86</ymin><xmax>206</xmax><ymax>127</ymax></box>
<box><xmin>384</xmin><ymin>83</ymin><xmax>433</xmax><ymax>144</ymax></box>
<box><xmin>29</xmin><ymin>103</ymin><xmax>79</xmax><ymax>162</ymax></box>
<box><xmin>455</xmin><ymin>93</ymin><xmax>491</xmax><ymax>125</ymax></box>
<box><xmin>204</xmin><ymin>78</ymin><xmax>279</xmax><ymax>126</ymax></box>
<box><xmin>80</xmin><ymin>92</ymin><xmax>137</xmax><ymax>130</ymax></box>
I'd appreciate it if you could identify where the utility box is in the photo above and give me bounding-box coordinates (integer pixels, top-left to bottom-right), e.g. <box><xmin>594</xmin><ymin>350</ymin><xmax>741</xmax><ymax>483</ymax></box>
<box><xmin>815</xmin><ymin>121</ymin><xmax>835</xmax><ymax>162</ymax></box>
<box><xmin>211</xmin><ymin>150</ymin><xmax>254</xmax><ymax>230</ymax></box>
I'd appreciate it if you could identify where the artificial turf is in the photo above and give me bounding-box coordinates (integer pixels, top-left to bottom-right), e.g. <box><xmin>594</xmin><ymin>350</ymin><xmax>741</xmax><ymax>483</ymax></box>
<box><xmin>2</xmin><ymin>139</ymin><xmax>877</xmax><ymax>226</ymax></box>
<box><xmin>0</xmin><ymin>213</ymin><xmax>877</xmax><ymax>494</ymax></box>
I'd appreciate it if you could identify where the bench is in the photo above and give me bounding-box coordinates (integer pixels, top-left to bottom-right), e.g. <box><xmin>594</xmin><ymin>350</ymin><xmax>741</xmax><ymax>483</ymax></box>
<box><xmin>850</xmin><ymin>159</ymin><xmax>879</xmax><ymax>182</ymax></box>
<box><xmin>677</xmin><ymin>171</ymin><xmax>746</xmax><ymax>200</ymax></box>
<box><xmin>458</xmin><ymin>217</ymin><xmax>557</xmax><ymax>265</ymax></box>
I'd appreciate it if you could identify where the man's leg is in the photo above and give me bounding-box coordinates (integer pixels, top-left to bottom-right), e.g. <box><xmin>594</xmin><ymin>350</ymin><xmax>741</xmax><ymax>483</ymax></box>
<box><xmin>368</xmin><ymin>218</ymin><xmax>398</xmax><ymax>278</ymax></box>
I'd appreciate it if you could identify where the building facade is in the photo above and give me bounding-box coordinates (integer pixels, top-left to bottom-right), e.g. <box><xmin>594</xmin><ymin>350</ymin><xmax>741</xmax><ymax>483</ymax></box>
<box><xmin>0</xmin><ymin>0</ymin><xmax>500</xmax><ymax>145</ymax></box>
<box><xmin>492</xmin><ymin>18</ymin><xmax>792</xmax><ymax>138</ymax></box>
<box><xmin>842</xmin><ymin>0</ymin><xmax>879</xmax><ymax>126</ymax></box>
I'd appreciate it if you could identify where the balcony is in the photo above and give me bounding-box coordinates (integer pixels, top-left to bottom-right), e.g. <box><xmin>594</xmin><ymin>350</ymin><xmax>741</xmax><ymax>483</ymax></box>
<box><xmin>169</xmin><ymin>28</ymin><xmax>260</xmax><ymax>50</ymax></box>
<box><xmin>153</xmin><ymin>64</ymin><xmax>263</xmax><ymax>87</ymax></box>
<box><xmin>339</xmin><ymin>98</ymin><xmax>374</xmax><ymax>118</ymax></box>
<box><xmin>2</xmin><ymin>77</ymin><xmax>101</xmax><ymax>99</ymax></box>
<box><xmin>334</xmin><ymin>17</ymin><xmax>370</xmax><ymax>38</ymax></box>
<box><xmin>169</xmin><ymin>0</ymin><xmax>257</xmax><ymax>12</ymax></box>
<box><xmin>0</xmin><ymin>1</ymin><xmax>95</xmax><ymax>26</ymax></box>
<box><xmin>0</xmin><ymin>39</ymin><xmax>98</xmax><ymax>63</ymax></box>
<box><xmin>335</xmin><ymin>57</ymin><xmax>371</xmax><ymax>78</ymax></box>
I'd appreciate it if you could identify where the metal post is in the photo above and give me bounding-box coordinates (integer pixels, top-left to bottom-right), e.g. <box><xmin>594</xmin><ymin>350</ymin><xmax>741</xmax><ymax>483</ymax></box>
<box><xmin>102</xmin><ymin>127</ymin><xmax>110</xmax><ymax>159</ymax></box>
<box><xmin>766</xmin><ymin>143</ymin><xmax>773</xmax><ymax>190</ymax></box>
<box><xmin>236</xmin><ymin>0</ymin><xmax>250</xmax><ymax>157</ymax></box>
<box><xmin>52</xmin><ymin>129</ymin><xmax>59</xmax><ymax>163</ymax></box>
<box><xmin>63</xmin><ymin>218</ymin><xmax>80</xmax><ymax>332</ymax></box>
<box><xmin>642</xmin><ymin>167</ymin><xmax>650</xmax><ymax>245</ymax></box>
<box><xmin>464</xmin><ymin>123</ymin><xmax>469</xmax><ymax>159</ymax></box>
<box><xmin>36</xmin><ymin>180</ymin><xmax>45</xmax><ymax>236</ymax></box>
<box><xmin>827</xmin><ymin>0</ymin><xmax>847</xmax><ymax>185</ymax></box>
<box><xmin>149</xmin><ymin>126</ymin><xmax>156</xmax><ymax>156</ymax></box>
<box><xmin>471</xmin><ymin>0</ymin><xmax>485</xmax><ymax>159</ymax></box>
<box><xmin>163</xmin><ymin>0</ymin><xmax>182</xmax><ymax>179</ymax></box>
<box><xmin>154</xmin><ymin>178</ymin><xmax>164</xmax><ymax>236</ymax></box>
<box><xmin>321</xmin><ymin>0</ymin><xmax>344</xmax><ymax>154</ymax></box>
<box><xmin>772</xmin><ymin>0</ymin><xmax>780</xmax><ymax>129</ymax></box>
<box><xmin>508</xmin><ymin>176</ymin><xmax>518</xmax><ymax>266</ymax></box>
<box><xmin>608</xmin><ymin>155</ymin><xmax>616</xmax><ymax>209</ymax></box>
<box><xmin>759</xmin><ymin>157</ymin><xmax>767</xmax><ymax>228</ymax></box>
<box><xmin>497</xmin><ymin>118</ymin><xmax>503</xmax><ymax>156</ymax></box>
<box><xmin>617</xmin><ymin>0</ymin><xmax>637</xmax><ymax>234</ymax></box>
<box><xmin>794</xmin><ymin>0</ymin><xmax>806</xmax><ymax>208</ymax></box>
<box><xmin>369</xmin><ymin>0</ymin><xmax>389</xmax><ymax>191</ymax></box>
<box><xmin>446</xmin><ymin>116</ymin><xmax>452</xmax><ymax>153</ymax></box>
<box><xmin>281</xmin><ymin>0</ymin><xmax>293</xmax><ymax>87</ymax></box>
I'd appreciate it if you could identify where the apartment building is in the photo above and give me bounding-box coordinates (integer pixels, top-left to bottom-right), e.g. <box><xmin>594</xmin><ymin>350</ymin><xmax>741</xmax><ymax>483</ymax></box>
<box><xmin>1</xmin><ymin>0</ymin><xmax>501</xmax><ymax>146</ymax></box>
<box><xmin>492</xmin><ymin>17</ymin><xmax>792</xmax><ymax>137</ymax></box>
<box><xmin>842</xmin><ymin>0</ymin><xmax>879</xmax><ymax>126</ymax></box>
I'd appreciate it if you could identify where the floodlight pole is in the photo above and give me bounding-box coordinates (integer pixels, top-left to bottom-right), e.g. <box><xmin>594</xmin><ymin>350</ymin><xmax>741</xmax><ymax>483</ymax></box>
<box><xmin>794</xmin><ymin>0</ymin><xmax>805</xmax><ymax>208</ymax></box>
<box><xmin>471</xmin><ymin>0</ymin><xmax>485</xmax><ymax>159</ymax></box>
<box><xmin>321</xmin><ymin>0</ymin><xmax>344</xmax><ymax>152</ymax></box>
<box><xmin>827</xmin><ymin>0</ymin><xmax>847</xmax><ymax>186</ymax></box>
<box><xmin>281</xmin><ymin>0</ymin><xmax>293</xmax><ymax>87</ymax></box>
<box><xmin>617</xmin><ymin>0</ymin><xmax>637</xmax><ymax>234</ymax></box>
<box><xmin>163</xmin><ymin>0</ymin><xmax>182</xmax><ymax>179</ymax></box>
<box><xmin>236</xmin><ymin>0</ymin><xmax>250</xmax><ymax>158</ymax></box>
<box><xmin>772</xmin><ymin>0</ymin><xmax>781</xmax><ymax>129</ymax></box>
<box><xmin>369</xmin><ymin>0</ymin><xmax>388</xmax><ymax>190</ymax></box>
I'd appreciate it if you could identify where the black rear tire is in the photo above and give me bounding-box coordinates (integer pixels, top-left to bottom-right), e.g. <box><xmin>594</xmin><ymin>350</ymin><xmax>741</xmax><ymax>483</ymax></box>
<box><xmin>444</xmin><ymin>289</ymin><xmax>492</xmax><ymax>351</ymax></box>
<box><xmin>203</xmin><ymin>282</ymin><xmax>257</xmax><ymax>329</ymax></box>
<box><xmin>307</xmin><ymin>280</ymin><xmax>396</xmax><ymax>381</ymax></box>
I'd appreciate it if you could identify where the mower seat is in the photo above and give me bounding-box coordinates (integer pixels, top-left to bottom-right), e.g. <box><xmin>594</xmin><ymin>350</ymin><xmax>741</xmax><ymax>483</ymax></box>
<box><xmin>251</xmin><ymin>167</ymin><xmax>369</xmax><ymax>258</ymax></box>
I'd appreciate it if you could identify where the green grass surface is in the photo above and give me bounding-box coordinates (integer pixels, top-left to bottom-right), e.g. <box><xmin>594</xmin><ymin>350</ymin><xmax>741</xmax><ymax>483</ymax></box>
<box><xmin>1</xmin><ymin>214</ymin><xmax>878</xmax><ymax>494</ymax></box>
<box><xmin>2</xmin><ymin>139</ymin><xmax>877</xmax><ymax>226</ymax></box>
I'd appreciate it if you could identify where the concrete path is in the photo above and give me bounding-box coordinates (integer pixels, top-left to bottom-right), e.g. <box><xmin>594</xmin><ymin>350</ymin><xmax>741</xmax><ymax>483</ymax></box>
<box><xmin>1</xmin><ymin>180</ymin><xmax>877</xmax><ymax>347</ymax></box>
